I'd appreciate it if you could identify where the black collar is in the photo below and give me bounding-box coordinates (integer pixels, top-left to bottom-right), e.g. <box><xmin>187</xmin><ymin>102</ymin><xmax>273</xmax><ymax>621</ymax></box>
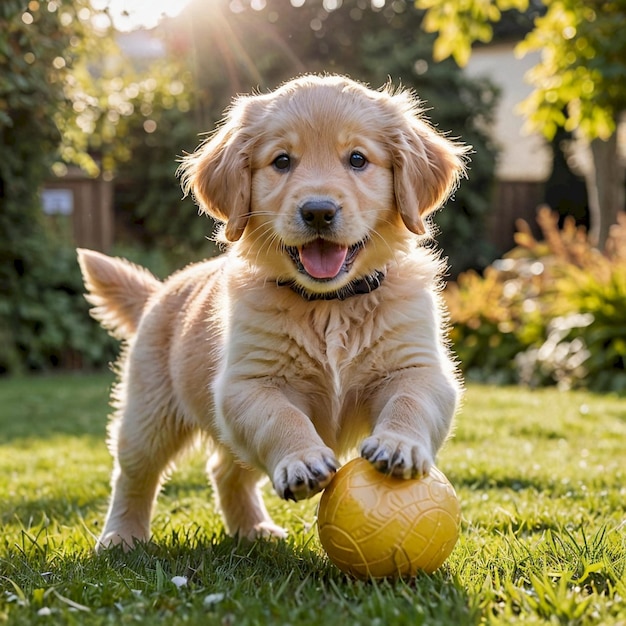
<box><xmin>277</xmin><ymin>269</ymin><xmax>385</xmax><ymax>301</ymax></box>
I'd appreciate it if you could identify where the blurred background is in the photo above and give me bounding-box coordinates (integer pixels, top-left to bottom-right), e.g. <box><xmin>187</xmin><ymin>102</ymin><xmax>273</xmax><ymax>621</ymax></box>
<box><xmin>1</xmin><ymin>0</ymin><xmax>624</xmax><ymax>391</ymax></box>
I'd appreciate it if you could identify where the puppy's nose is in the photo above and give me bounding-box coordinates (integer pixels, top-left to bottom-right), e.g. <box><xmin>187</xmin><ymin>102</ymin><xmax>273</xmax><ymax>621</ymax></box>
<box><xmin>300</xmin><ymin>200</ymin><xmax>339</xmax><ymax>230</ymax></box>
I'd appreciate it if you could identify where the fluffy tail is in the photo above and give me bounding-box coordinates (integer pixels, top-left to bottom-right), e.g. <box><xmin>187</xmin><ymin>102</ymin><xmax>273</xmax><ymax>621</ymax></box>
<box><xmin>77</xmin><ymin>248</ymin><xmax>161</xmax><ymax>340</ymax></box>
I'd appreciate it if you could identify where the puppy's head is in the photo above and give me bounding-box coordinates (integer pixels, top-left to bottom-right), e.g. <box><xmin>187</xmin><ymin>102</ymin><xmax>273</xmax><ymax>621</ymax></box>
<box><xmin>180</xmin><ymin>75</ymin><xmax>469</xmax><ymax>298</ymax></box>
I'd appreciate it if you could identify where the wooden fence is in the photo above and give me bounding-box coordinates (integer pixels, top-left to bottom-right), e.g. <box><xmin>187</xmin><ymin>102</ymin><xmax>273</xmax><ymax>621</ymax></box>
<box><xmin>42</xmin><ymin>167</ymin><xmax>113</xmax><ymax>252</ymax></box>
<box><xmin>488</xmin><ymin>180</ymin><xmax>545</xmax><ymax>255</ymax></box>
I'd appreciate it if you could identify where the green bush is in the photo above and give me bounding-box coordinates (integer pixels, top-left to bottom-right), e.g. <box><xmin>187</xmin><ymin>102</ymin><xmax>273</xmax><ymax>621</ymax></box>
<box><xmin>0</xmin><ymin>1</ymin><xmax>118</xmax><ymax>374</ymax></box>
<box><xmin>445</xmin><ymin>266</ymin><xmax>537</xmax><ymax>384</ymax></box>
<box><xmin>446</xmin><ymin>208</ymin><xmax>626</xmax><ymax>392</ymax></box>
<box><xmin>0</xmin><ymin>234</ymin><xmax>118</xmax><ymax>374</ymax></box>
<box><xmin>530</xmin><ymin>258</ymin><xmax>626</xmax><ymax>392</ymax></box>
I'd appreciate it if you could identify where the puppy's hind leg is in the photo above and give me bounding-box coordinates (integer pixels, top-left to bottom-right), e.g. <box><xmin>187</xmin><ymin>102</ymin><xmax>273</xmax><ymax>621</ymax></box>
<box><xmin>208</xmin><ymin>446</ymin><xmax>287</xmax><ymax>540</ymax></box>
<box><xmin>98</xmin><ymin>388</ymin><xmax>196</xmax><ymax>551</ymax></box>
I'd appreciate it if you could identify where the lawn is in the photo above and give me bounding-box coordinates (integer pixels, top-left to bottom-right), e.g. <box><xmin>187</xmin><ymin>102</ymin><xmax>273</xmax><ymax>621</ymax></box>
<box><xmin>0</xmin><ymin>373</ymin><xmax>624</xmax><ymax>625</ymax></box>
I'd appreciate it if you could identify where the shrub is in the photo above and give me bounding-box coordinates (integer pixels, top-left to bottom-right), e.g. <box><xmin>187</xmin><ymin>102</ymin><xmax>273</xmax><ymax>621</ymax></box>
<box><xmin>0</xmin><ymin>1</ymin><xmax>120</xmax><ymax>375</ymax></box>
<box><xmin>0</xmin><ymin>234</ymin><xmax>118</xmax><ymax>374</ymax></box>
<box><xmin>445</xmin><ymin>266</ymin><xmax>539</xmax><ymax>384</ymax></box>
<box><xmin>446</xmin><ymin>208</ymin><xmax>626</xmax><ymax>392</ymax></box>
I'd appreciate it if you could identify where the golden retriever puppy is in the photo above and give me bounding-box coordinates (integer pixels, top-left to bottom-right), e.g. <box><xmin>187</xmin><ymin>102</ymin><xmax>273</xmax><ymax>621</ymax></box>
<box><xmin>78</xmin><ymin>74</ymin><xmax>469</xmax><ymax>549</ymax></box>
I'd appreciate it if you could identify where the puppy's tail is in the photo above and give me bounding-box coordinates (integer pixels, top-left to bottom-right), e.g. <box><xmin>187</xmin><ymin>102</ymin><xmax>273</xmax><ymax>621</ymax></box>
<box><xmin>77</xmin><ymin>248</ymin><xmax>161</xmax><ymax>340</ymax></box>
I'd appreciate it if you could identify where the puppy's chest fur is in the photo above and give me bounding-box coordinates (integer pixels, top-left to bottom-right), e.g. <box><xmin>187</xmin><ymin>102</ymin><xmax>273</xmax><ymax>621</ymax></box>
<box><xmin>231</xmin><ymin>296</ymin><xmax>385</xmax><ymax>377</ymax></box>
<box><xmin>289</xmin><ymin>303</ymin><xmax>378</xmax><ymax>389</ymax></box>
<box><xmin>226</xmin><ymin>284</ymin><xmax>426</xmax><ymax>451</ymax></box>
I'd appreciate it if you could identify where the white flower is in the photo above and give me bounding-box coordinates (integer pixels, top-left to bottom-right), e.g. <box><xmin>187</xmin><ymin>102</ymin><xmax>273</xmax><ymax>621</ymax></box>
<box><xmin>171</xmin><ymin>576</ymin><xmax>188</xmax><ymax>588</ymax></box>
<box><xmin>203</xmin><ymin>592</ymin><xmax>225</xmax><ymax>608</ymax></box>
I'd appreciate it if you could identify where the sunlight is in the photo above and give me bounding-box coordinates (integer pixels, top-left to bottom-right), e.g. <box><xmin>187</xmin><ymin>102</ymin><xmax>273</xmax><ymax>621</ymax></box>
<box><xmin>94</xmin><ymin>0</ymin><xmax>194</xmax><ymax>31</ymax></box>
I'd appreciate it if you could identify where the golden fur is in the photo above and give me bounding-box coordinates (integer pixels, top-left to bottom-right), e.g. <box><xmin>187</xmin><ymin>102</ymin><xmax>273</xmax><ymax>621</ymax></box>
<box><xmin>78</xmin><ymin>74</ymin><xmax>469</xmax><ymax>548</ymax></box>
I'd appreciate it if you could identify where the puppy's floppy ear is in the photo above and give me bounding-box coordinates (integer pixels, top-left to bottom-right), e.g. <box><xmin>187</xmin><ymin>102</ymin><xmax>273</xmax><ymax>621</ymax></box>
<box><xmin>389</xmin><ymin>92</ymin><xmax>470</xmax><ymax>236</ymax></box>
<box><xmin>179</xmin><ymin>97</ymin><xmax>257</xmax><ymax>242</ymax></box>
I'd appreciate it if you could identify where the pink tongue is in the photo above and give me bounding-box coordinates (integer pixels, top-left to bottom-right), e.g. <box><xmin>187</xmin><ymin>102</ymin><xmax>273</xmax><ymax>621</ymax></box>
<box><xmin>299</xmin><ymin>239</ymin><xmax>349</xmax><ymax>279</ymax></box>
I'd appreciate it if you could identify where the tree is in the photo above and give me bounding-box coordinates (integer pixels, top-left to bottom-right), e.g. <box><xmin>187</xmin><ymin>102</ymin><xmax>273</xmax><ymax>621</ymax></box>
<box><xmin>417</xmin><ymin>0</ymin><xmax>626</xmax><ymax>249</ymax></box>
<box><xmin>0</xmin><ymin>0</ymin><xmax>150</xmax><ymax>372</ymax></box>
<box><xmin>0</xmin><ymin>0</ymin><xmax>100</xmax><ymax>372</ymax></box>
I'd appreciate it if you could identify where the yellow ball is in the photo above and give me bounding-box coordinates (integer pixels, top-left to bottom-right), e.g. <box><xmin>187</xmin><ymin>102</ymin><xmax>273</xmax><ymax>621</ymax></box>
<box><xmin>317</xmin><ymin>457</ymin><xmax>461</xmax><ymax>579</ymax></box>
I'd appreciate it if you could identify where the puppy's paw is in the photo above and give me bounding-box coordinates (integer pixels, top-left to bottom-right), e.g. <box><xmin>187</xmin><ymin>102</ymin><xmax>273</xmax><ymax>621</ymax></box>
<box><xmin>360</xmin><ymin>434</ymin><xmax>433</xmax><ymax>479</ymax></box>
<box><xmin>273</xmin><ymin>448</ymin><xmax>338</xmax><ymax>501</ymax></box>
<box><xmin>96</xmin><ymin>530</ymin><xmax>143</xmax><ymax>553</ymax></box>
<box><xmin>96</xmin><ymin>516</ymin><xmax>151</xmax><ymax>553</ymax></box>
<box><xmin>241</xmin><ymin>521</ymin><xmax>288</xmax><ymax>541</ymax></box>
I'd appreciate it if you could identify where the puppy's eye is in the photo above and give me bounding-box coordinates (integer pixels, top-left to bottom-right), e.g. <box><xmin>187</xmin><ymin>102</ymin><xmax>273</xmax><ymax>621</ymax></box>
<box><xmin>273</xmin><ymin>154</ymin><xmax>291</xmax><ymax>171</ymax></box>
<box><xmin>349</xmin><ymin>151</ymin><xmax>367</xmax><ymax>170</ymax></box>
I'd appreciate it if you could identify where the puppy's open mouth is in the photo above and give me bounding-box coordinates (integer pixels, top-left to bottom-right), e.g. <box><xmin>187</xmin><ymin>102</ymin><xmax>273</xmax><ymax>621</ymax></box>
<box><xmin>286</xmin><ymin>239</ymin><xmax>364</xmax><ymax>281</ymax></box>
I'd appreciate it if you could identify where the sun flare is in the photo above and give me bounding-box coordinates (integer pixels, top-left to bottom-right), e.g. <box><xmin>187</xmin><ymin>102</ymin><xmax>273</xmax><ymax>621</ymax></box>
<box><xmin>96</xmin><ymin>0</ymin><xmax>194</xmax><ymax>31</ymax></box>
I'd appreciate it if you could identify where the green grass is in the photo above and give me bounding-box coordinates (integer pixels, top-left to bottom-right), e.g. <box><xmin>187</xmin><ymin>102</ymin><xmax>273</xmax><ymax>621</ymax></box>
<box><xmin>0</xmin><ymin>373</ymin><xmax>624</xmax><ymax>625</ymax></box>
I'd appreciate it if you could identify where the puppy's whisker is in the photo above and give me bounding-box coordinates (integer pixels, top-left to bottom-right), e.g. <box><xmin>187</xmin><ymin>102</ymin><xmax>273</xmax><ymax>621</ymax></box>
<box><xmin>245</xmin><ymin>224</ymin><xmax>284</xmax><ymax>269</ymax></box>
<box><xmin>369</xmin><ymin>226</ymin><xmax>402</xmax><ymax>269</ymax></box>
<box><xmin>242</xmin><ymin>220</ymin><xmax>276</xmax><ymax>245</ymax></box>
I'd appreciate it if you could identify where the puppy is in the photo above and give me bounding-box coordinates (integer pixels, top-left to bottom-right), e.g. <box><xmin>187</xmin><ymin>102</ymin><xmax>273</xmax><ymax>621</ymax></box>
<box><xmin>78</xmin><ymin>74</ymin><xmax>469</xmax><ymax>549</ymax></box>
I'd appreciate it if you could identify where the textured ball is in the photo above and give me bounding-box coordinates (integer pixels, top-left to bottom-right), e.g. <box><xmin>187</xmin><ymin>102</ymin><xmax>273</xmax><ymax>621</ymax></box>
<box><xmin>317</xmin><ymin>457</ymin><xmax>461</xmax><ymax>579</ymax></box>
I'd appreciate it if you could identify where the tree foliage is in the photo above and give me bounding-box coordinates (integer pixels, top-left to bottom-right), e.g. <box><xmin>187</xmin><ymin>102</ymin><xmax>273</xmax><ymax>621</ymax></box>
<box><xmin>418</xmin><ymin>0</ymin><xmax>626</xmax><ymax>142</ymax></box>
<box><xmin>516</xmin><ymin>0</ymin><xmax>626</xmax><ymax>247</ymax></box>
<box><xmin>67</xmin><ymin>55</ymin><xmax>208</xmax><ymax>258</ymax></box>
<box><xmin>516</xmin><ymin>0</ymin><xmax>626</xmax><ymax>142</ymax></box>
<box><xmin>417</xmin><ymin>0</ymin><xmax>626</xmax><ymax>249</ymax></box>
<box><xmin>0</xmin><ymin>0</ymin><xmax>116</xmax><ymax>372</ymax></box>
<box><xmin>418</xmin><ymin>0</ymin><xmax>530</xmax><ymax>66</ymax></box>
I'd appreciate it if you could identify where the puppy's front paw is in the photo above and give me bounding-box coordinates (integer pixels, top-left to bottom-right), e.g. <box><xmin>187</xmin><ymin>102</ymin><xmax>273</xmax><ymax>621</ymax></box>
<box><xmin>273</xmin><ymin>448</ymin><xmax>338</xmax><ymax>501</ymax></box>
<box><xmin>360</xmin><ymin>434</ymin><xmax>433</xmax><ymax>479</ymax></box>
